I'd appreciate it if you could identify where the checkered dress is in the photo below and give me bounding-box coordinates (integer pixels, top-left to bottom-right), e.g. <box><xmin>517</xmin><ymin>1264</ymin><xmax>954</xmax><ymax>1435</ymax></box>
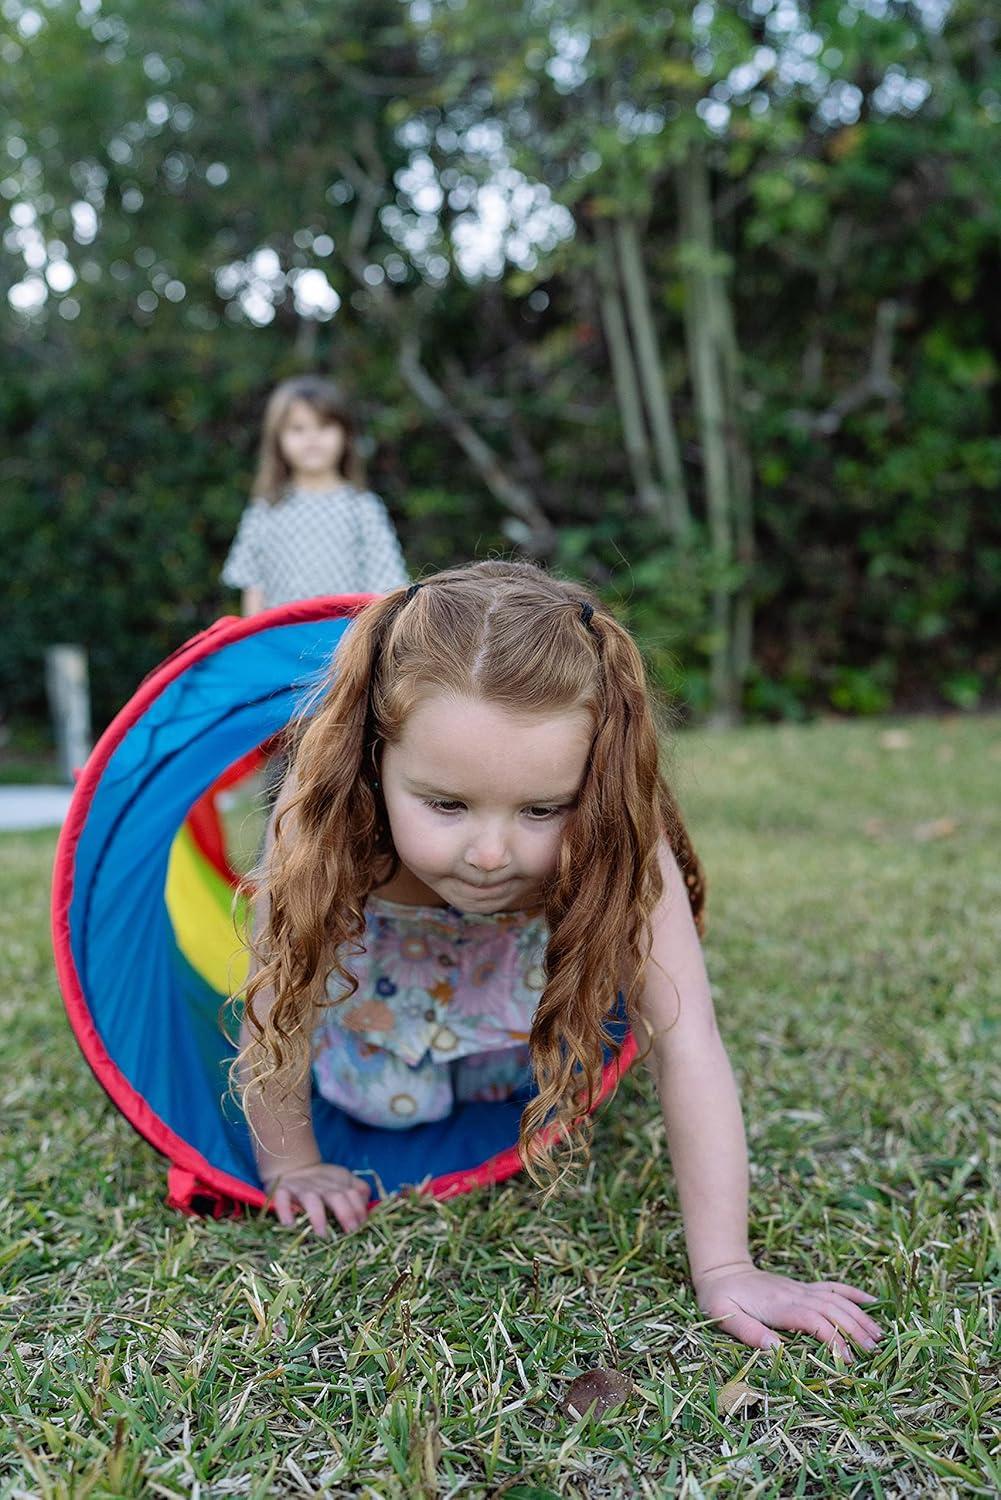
<box><xmin>221</xmin><ymin>485</ymin><xmax>409</xmax><ymax>606</ymax></box>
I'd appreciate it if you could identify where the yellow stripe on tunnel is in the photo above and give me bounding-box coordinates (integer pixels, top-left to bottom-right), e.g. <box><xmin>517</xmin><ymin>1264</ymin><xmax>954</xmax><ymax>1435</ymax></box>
<box><xmin>165</xmin><ymin>824</ymin><xmax>251</xmax><ymax>997</ymax></box>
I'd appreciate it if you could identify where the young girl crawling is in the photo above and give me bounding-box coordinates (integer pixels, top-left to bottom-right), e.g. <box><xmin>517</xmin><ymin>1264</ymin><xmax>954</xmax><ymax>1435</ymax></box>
<box><xmin>239</xmin><ymin>560</ymin><xmax>883</xmax><ymax>1358</ymax></box>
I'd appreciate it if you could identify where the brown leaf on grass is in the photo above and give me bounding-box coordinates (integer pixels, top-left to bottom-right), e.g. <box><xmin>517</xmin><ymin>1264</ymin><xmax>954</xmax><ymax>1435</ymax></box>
<box><xmin>717</xmin><ymin>1378</ymin><xmax>764</xmax><ymax>1417</ymax></box>
<box><xmin>561</xmin><ymin>1367</ymin><xmax>632</xmax><ymax>1421</ymax></box>
<box><xmin>912</xmin><ymin>817</ymin><xmax>958</xmax><ymax>842</ymax></box>
<box><xmin>879</xmin><ymin>729</ymin><xmax>912</xmax><ymax>751</ymax></box>
<box><xmin>863</xmin><ymin>818</ymin><xmax>887</xmax><ymax>838</ymax></box>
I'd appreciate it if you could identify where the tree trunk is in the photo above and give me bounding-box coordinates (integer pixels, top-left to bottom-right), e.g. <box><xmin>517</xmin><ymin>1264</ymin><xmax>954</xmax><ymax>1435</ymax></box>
<box><xmin>592</xmin><ymin>218</ymin><xmax>667</xmax><ymax>523</ymax></box>
<box><xmin>614</xmin><ymin>215</ymin><xmax>692</xmax><ymax>540</ymax></box>
<box><xmin>293</xmin><ymin>314</ymin><xmax>318</xmax><ymax>363</ymax></box>
<box><xmin>715</xmin><ymin>250</ymin><xmax>755</xmax><ymax>697</ymax></box>
<box><xmin>678</xmin><ymin>139</ymin><xmax>738</xmax><ymax>725</ymax></box>
<box><xmin>801</xmin><ymin>213</ymin><xmax>852</xmax><ymax>393</ymax></box>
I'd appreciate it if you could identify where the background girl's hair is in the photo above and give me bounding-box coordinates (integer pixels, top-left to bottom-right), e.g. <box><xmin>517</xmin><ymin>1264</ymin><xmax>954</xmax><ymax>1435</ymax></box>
<box><xmin>251</xmin><ymin>374</ymin><xmax>366</xmax><ymax>503</ymax></box>
<box><xmin>239</xmin><ymin>558</ymin><xmax>706</xmax><ymax>1194</ymax></box>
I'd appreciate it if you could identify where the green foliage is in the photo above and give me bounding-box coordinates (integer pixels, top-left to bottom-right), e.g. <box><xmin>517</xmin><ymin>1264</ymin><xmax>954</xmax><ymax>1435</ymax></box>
<box><xmin>2</xmin><ymin>0</ymin><xmax>1000</xmax><ymax>728</ymax></box>
<box><xmin>743</xmin><ymin>668</ymin><xmax>812</xmax><ymax>724</ymax></box>
<box><xmin>828</xmin><ymin>664</ymin><xmax>895</xmax><ymax>717</ymax></box>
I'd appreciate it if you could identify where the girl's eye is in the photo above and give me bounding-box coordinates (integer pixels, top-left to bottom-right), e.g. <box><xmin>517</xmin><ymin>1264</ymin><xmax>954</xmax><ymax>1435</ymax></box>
<box><xmin>422</xmin><ymin>800</ymin><xmax>565</xmax><ymax>819</ymax></box>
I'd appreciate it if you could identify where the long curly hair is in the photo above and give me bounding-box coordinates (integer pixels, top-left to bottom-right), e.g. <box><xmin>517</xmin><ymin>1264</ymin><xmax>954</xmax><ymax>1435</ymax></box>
<box><xmin>239</xmin><ymin>559</ymin><xmax>705</xmax><ymax>1189</ymax></box>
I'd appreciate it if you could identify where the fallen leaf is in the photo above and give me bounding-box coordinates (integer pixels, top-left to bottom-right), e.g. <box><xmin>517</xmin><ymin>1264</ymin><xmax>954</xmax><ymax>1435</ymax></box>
<box><xmin>561</xmin><ymin>1367</ymin><xmax>632</xmax><ymax>1421</ymax></box>
<box><xmin>912</xmin><ymin>817</ymin><xmax>958</xmax><ymax>842</ymax></box>
<box><xmin>717</xmin><ymin>1378</ymin><xmax>764</xmax><ymax>1417</ymax></box>
<box><xmin>863</xmin><ymin>818</ymin><xmax>887</xmax><ymax>838</ymax></box>
<box><xmin>879</xmin><ymin>730</ymin><xmax>912</xmax><ymax>751</ymax></box>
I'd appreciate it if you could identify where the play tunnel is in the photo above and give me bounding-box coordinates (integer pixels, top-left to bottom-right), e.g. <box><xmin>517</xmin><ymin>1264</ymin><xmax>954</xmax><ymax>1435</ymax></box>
<box><xmin>51</xmin><ymin>597</ymin><xmax>635</xmax><ymax>1216</ymax></box>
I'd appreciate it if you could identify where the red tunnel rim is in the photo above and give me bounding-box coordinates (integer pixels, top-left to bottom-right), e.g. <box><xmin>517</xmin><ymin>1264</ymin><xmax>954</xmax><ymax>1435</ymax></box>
<box><xmin>49</xmin><ymin>594</ymin><xmax>637</xmax><ymax>1214</ymax></box>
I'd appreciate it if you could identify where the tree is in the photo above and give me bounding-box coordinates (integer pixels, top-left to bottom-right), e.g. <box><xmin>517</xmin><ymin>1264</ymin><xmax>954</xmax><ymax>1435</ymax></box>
<box><xmin>3</xmin><ymin>0</ymin><xmax>999</xmax><ymax>729</ymax></box>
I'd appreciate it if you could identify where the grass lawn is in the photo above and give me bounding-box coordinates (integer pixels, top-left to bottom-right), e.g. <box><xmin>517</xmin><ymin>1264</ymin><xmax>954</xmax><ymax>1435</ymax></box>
<box><xmin>1</xmin><ymin>714</ymin><xmax>998</xmax><ymax>1498</ymax></box>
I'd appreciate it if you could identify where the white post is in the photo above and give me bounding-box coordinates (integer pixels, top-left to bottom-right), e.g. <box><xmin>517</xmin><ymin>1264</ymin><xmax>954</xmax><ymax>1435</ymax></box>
<box><xmin>45</xmin><ymin>645</ymin><xmax>91</xmax><ymax>783</ymax></box>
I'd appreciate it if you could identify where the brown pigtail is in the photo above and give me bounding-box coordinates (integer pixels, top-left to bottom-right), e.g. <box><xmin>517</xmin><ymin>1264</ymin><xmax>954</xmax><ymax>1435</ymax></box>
<box><xmin>519</xmin><ymin>607</ymin><xmax>695</xmax><ymax>1190</ymax></box>
<box><xmin>239</xmin><ymin>586</ymin><xmax>410</xmax><ymax>1106</ymax></box>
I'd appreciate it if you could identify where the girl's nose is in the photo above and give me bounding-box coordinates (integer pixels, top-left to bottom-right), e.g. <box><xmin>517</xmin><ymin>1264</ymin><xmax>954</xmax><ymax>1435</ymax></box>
<box><xmin>465</xmin><ymin>830</ymin><xmax>511</xmax><ymax>872</ymax></box>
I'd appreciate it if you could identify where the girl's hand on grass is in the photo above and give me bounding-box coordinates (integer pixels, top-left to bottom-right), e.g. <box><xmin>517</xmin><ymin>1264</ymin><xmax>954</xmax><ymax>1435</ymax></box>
<box><xmin>266</xmin><ymin>1162</ymin><xmax>372</xmax><ymax>1237</ymax></box>
<box><xmin>694</xmin><ymin>1262</ymin><xmax>883</xmax><ymax>1360</ymax></box>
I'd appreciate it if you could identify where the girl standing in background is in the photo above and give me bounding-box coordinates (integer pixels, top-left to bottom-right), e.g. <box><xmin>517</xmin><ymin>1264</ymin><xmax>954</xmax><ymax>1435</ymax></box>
<box><xmin>222</xmin><ymin>375</ymin><xmax>409</xmax><ymax>612</ymax></box>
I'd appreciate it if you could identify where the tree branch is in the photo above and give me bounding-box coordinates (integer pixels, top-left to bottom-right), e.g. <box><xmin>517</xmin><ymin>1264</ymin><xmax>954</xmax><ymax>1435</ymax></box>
<box><xmin>334</xmin><ymin>147</ymin><xmax>555</xmax><ymax>552</ymax></box>
<box><xmin>398</xmin><ymin>334</ymin><xmax>555</xmax><ymax>552</ymax></box>
<box><xmin>789</xmin><ymin>299</ymin><xmax>900</xmax><ymax>435</ymax></box>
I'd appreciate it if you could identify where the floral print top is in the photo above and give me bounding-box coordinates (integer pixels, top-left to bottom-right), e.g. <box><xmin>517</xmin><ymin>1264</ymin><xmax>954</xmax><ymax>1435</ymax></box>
<box><xmin>314</xmin><ymin>895</ymin><xmax>549</xmax><ymax>1067</ymax></box>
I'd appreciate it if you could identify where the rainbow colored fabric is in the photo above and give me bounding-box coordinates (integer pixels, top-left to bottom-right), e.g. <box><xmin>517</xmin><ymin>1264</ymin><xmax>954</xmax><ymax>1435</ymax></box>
<box><xmin>51</xmin><ymin>598</ymin><xmax>634</xmax><ymax>1216</ymax></box>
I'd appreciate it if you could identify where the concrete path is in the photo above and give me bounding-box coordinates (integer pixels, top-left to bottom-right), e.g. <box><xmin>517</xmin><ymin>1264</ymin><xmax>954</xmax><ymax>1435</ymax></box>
<box><xmin>0</xmin><ymin>785</ymin><xmax>74</xmax><ymax>831</ymax></box>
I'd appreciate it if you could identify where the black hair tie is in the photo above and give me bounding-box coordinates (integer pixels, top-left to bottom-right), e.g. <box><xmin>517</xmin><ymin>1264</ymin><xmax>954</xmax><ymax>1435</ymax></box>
<box><xmin>579</xmin><ymin>601</ymin><xmax>595</xmax><ymax>630</ymax></box>
<box><xmin>404</xmin><ymin>582</ymin><xmax>423</xmax><ymax>603</ymax></box>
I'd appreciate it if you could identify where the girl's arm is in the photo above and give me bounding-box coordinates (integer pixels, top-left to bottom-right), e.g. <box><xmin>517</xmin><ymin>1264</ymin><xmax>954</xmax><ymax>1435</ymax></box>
<box><xmin>634</xmin><ymin>840</ymin><xmax>882</xmax><ymax>1358</ymax></box>
<box><xmin>241</xmin><ymin>585</ymin><xmax>265</xmax><ymax>616</ymax></box>
<box><xmin>238</xmin><ymin>897</ymin><xmax>323</xmax><ymax>1185</ymax></box>
<box><xmin>239</xmin><ymin>773</ymin><xmax>370</xmax><ymax>1236</ymax></box>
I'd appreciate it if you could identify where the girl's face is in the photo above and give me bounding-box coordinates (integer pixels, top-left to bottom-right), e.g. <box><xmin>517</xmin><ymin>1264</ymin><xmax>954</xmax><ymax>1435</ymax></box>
<box><xmin>380</xmin><ymin>693</ymin><xmax>594</xmax><ymax>913</ymax></box>
<box><xmin>279</xmin><ymin>399</ymin><xmax>347</xmax><ymax>482</ymax></box>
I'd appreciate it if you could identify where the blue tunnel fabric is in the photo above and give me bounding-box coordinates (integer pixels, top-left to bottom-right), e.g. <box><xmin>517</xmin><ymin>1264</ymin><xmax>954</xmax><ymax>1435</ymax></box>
<box><xmin>69</xmin><ymin>619</ymin><xmax>344</xmax><ymax>1188</ymax></box>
